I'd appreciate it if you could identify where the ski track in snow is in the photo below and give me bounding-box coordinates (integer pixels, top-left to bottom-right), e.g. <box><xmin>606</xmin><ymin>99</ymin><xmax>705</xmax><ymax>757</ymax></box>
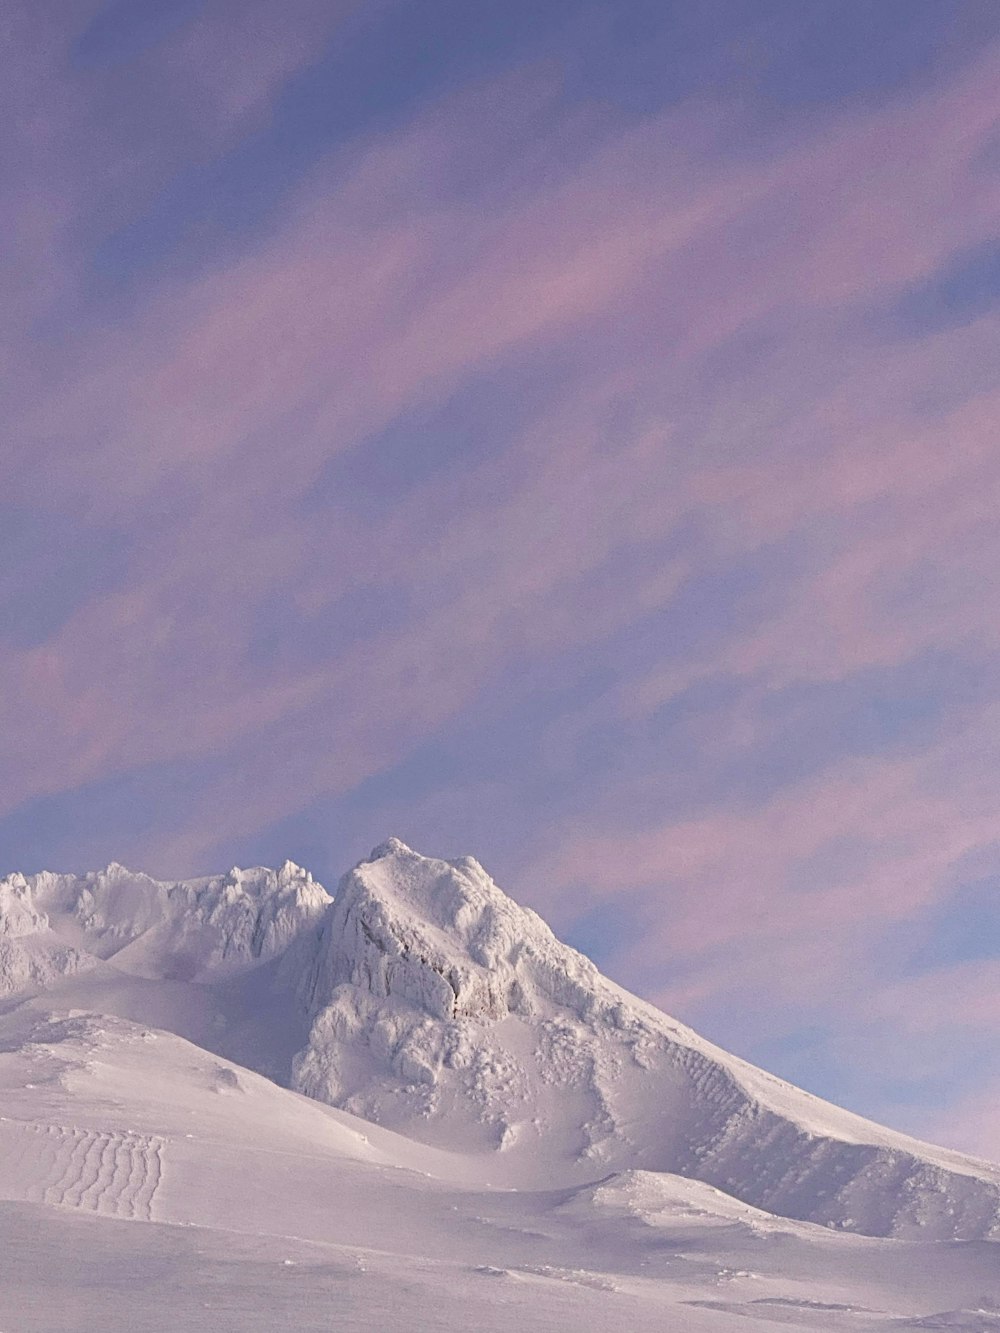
<box><xmin>0</xmin><ymin>1117</ymin><xmax>163</xmax><ymax>1220</ymax></box>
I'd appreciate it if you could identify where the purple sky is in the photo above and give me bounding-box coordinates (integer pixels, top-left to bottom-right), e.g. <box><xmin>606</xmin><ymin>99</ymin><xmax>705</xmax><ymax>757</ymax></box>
<box><xmin>5</xmin><ymin>0</ymin><xmax>1000</xmax><ymax>1158</ymax></box>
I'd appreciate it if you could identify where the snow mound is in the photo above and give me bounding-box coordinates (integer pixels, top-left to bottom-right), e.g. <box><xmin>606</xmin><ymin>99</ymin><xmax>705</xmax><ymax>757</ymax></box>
<box><xmin>293</xmin><ymin>839</ymin><xmax>1000</xmax><ymax>1240</ymax></box>
<box><xmin>560</xmin><ymin>1168</ymin><xmax>807</xmax><ymax>1237</ymax></box>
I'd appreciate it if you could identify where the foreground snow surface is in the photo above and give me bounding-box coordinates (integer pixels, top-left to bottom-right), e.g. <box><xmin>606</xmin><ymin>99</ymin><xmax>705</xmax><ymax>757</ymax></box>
<box><xmin>0</xmin><ymin>842</ymin><xmax>998</xmax><ymax>1330</ymax></box>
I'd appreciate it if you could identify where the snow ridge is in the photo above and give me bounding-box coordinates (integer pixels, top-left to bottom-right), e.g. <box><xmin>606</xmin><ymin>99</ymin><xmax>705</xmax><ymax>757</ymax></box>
<box><xmin>0</xmin><ymin>860</ymin><xmax>331</xmax><ymax>988</ymax></box>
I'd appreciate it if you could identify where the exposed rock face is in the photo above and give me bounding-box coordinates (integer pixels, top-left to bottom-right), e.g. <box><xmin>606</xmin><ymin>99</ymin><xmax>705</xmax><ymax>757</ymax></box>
<box><xmin>292</xmin><ymin>839</ymin><xmax>1000</xmax><ymax>1240</ymax></box>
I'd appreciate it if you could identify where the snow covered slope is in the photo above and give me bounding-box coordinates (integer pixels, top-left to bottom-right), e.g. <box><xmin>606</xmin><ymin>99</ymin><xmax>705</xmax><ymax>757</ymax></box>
<box><xmin>292</xmin><ymin>839</ymin><xmax>1000</xmax><ymax>1240</ymax></box>
<box><xmin>0</xmin><ymin>998</ymin><xmax>998</xmax><ymax>1331</ymax></box>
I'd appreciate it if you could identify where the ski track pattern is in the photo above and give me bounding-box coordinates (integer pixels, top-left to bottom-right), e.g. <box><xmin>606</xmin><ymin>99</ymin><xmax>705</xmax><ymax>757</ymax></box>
<box><xmin>0</xmin><ymin>1117</ymin><xmax>164</xmax><ymax>1220</ymax></box>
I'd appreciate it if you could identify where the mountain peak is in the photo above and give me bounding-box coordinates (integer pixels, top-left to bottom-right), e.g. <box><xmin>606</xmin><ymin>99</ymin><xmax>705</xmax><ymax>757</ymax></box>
<box><xmin>366</xmin><ymin>836</ymin><xmax>415</xmax><ymax>860</ymax></box>
<box><xmin>308</xmin><ymin>841</ymin><xmax>555</xmax><ymax>1025</ymax></box>
<box><xmin>294</xmin><ymin>842</ymin><xmax>690</xmax><ymax>1160</ymax></box>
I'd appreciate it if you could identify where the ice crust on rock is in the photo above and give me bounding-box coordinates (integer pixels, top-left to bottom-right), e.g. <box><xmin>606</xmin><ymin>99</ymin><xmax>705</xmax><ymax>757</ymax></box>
<box><xmin>292</xmin><ymin>838</ymin><xmax>626</xmax><ymax>1128</ymax></box>
<box><xmin>292</xmin><ymin>839</ymin><xmax>1000</xmax><ymax>1240</ymax></box>
<box><xmin>0</xmin><ymin>860</ymin><xmax>331</xmax><ymax>987</ymax></box>
<box><xmin>0</xmin><ymin>872</ymin><xmax>94</xmax><ymax>994</ymax></box>
<box><xmin>295</xmin><ymin>836</ymin><xmax>600</xmax><ymax>1021</ymax></box>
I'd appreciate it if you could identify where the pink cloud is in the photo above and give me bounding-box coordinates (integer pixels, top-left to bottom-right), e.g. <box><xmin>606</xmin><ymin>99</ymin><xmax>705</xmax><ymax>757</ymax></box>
<box><xmin>909</xmin><ymin>1079</ymin><xmax>1000</xmax><ymax>1164</ymax></box>
<box><xmin>541</xmin><ymin>693</ymin><xmax>1000</xmax><ymax>939</ymax></box>
<box><xmin>161</xmin><ymin>0</ymin><xmax>356</xmax><ymax>143</ymax></box>
<box><xmin>16</xmin><ymin>40</ymin><xmax>1000</xmax><ymax>506</ymax></box>
<box><xmin>870</xmin><ymin>960</ymin><xmax>1000</xmax><ymax>1038</ymax></box>
<box><xmin>3</xmin><ymin>31</ymin><xmax>1000</xmax><ymax>885</ymax></box>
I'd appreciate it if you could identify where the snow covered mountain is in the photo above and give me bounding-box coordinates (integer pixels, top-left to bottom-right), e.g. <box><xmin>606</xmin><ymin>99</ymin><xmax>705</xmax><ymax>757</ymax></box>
<box><xmin>1</xmin><ymin>839</ymin><xmax>999</xmax><ymax>1330</ymax></box>
<box><xmin>291</xmin><ymin>839</ymin><xmax>1000</xmax><ymax>1239</ymax></box>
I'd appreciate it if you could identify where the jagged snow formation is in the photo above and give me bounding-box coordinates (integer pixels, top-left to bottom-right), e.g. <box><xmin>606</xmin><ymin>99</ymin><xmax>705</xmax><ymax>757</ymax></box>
<box><xmin>0</xmin><ymin>860</ymin><xmax>330</xmax><ymax>988</ymax></box>
<box><xmin>293</xmin><ymin>838</ymin><xmax>1000</xmax><ymax>1240</ymax></box>
<box><xmin>0</xmin><ymin>870</ymin><xmax>92</xmax><ymax>994</ymax></box>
